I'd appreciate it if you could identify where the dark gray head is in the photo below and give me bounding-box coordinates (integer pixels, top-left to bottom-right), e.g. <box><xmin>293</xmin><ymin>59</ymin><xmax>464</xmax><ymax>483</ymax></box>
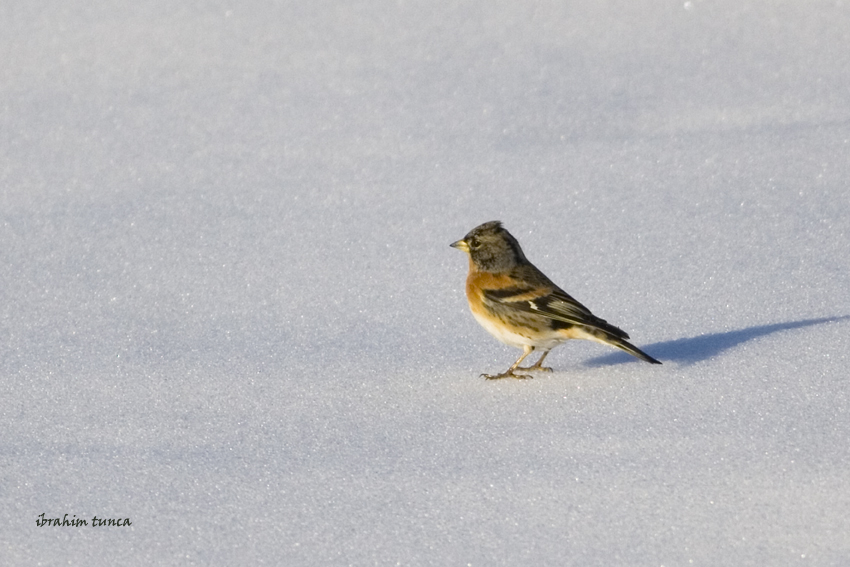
<box><xmin>450</xmin><ymin>220</ymin><xmax>529</xmax><ymax>272</ymax></box>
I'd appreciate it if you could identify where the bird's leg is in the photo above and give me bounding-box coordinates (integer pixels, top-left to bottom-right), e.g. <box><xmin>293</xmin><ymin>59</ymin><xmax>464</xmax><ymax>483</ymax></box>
<box><xmin>482</xmin><ymin>346</ymin><xmax>535</xmax><ymax>380</ymax></box>
<box><xmin>517</xmin><ymin>349</ymin><xmax>553</xmax><ymax>372</ymax></box>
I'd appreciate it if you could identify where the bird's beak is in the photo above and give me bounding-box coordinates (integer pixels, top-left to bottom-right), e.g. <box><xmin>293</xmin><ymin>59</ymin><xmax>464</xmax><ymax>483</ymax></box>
<box><xmin>450</xmin><ymin>239</ymin><xmax>469</xmax><ymax>252</ymax></box>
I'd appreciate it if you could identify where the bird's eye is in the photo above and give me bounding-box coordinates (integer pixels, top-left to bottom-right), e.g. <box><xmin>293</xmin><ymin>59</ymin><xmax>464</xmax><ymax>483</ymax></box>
<box><xmin>467</xmin><ymin>238</ymin><xmax>480</xmax><ymax>249</ymax></box>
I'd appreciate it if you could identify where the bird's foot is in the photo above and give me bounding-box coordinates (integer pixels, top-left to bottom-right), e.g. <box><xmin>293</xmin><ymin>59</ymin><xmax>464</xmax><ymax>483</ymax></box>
<box><xmin>481</xmin><ymin>371</ymin><xmax>533</xmax><ymax>380</ymax></box>
<box><xmin>517</xmin><ymin>364</ymin><xmax>553</xmax><ymax>373</ymax></box>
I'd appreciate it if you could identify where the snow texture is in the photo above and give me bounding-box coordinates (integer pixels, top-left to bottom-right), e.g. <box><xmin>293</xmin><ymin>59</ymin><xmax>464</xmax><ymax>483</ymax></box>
<box><xmin>2</xmin><ymin>0</ymin><xmax>850</xmax><ymax>565</ymax></box>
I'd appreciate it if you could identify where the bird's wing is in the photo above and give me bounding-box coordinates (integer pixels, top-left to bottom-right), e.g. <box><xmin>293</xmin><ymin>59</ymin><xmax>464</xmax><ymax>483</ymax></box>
<box><xmin>482</xmin><ymin>270</ymin><xmax>629</xmax><ymax>339</ymax></box>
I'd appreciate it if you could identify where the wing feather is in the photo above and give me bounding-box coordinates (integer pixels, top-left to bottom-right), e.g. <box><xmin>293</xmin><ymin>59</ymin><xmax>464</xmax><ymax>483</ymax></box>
<box><xmin>481</xmin><ymin>276</ymin><xmax>630</xmax><ymax>339</ymax></box>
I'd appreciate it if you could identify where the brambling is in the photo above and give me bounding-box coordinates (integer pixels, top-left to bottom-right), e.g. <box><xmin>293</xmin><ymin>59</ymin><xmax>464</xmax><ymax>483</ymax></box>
<box><xmin>451</xmin><ymin>221</ymin><xmax>661</xmax><ymax>379</ymax></box>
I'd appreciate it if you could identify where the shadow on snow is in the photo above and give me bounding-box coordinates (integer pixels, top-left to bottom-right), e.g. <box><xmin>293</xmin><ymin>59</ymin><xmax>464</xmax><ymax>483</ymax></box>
<box><xmin>584</xmin><ymin>315</ymin><xmax>850</xmax><ymax>366</ymax></box>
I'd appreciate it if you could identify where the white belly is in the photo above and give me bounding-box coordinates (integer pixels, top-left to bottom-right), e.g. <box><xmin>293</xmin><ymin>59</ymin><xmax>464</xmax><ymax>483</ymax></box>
<box><xmin>471</xmin><ymin>309</ymin><xmax>567</xmax><ymax>350</ymax></box>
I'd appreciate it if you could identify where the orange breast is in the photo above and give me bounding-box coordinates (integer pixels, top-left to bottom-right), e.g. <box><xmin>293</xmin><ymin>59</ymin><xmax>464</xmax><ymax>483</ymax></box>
<box><xmin>465</xmin><ymin>270</ymin><xmax>513</xmax><ymax>314</ymax></box>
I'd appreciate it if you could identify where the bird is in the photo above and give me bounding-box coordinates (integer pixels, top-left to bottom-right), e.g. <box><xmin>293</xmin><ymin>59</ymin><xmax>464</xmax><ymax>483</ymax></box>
<box><xmin>450</xmin><ymin>220</ymin><xmax>661</xmax><ymax>379</ymax></box>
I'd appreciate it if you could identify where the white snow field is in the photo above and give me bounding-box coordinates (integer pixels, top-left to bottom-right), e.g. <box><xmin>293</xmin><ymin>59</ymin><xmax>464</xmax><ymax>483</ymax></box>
<box><xmin>2</xmin><ymin>0</ymin><xmax>849</xmax><ymax>565</ymax></box>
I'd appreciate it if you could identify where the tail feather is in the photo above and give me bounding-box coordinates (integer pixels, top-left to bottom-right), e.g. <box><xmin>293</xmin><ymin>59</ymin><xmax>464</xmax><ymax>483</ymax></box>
<box><xmin>573</xmin><ymin>326</ymin><xmax>662</xmax><ymax>364</ymax></box>
<box><xmin>588</xmin><ymin>315</ymin><xmax>630</xmax><ymax>340</ymax></box>
<box><xmin>608</xmin><ymin>335</ymin><xmax>662</xmax><ymax>364</ymax></box>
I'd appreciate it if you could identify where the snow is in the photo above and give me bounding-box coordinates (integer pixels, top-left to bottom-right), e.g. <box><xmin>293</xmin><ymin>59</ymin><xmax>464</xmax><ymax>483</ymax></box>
<box><xmin>2</xmin><ymin>0</ymin><xmax>850</xmax><ymax>565</ymax></box>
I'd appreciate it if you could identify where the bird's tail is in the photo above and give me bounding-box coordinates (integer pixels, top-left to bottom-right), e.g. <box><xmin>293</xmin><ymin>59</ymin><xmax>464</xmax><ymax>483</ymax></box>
<box><xmin>607</xmin><ymin>335</ymin><xmax>662</xmax><ymax>364</ymax></box>
<box><xmin>585</xmin><ymin>328</ymin><xmax>661</xmax><ymax>364</ymax></box>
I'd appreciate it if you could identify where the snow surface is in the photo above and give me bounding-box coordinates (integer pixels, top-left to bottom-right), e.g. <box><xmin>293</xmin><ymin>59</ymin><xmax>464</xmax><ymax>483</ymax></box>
<box><xmin>3</xmin><ymin>0</ymin><xmax>850</xmax><ymax>565</ymax></box>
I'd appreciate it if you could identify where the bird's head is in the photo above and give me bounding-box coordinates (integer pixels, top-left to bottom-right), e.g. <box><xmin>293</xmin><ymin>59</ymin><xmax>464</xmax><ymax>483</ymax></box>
<box><xmin>450</xmin><ymin>220</ymin><xmax>528</xmax><ymax>272</ymax></box>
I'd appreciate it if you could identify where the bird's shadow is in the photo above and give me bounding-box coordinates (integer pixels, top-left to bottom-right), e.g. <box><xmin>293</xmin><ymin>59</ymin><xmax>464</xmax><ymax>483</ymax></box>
<box><xmin>585</xmin><ymin>316</ymin><xmax>850</xmax><ymax>366</ymax></box>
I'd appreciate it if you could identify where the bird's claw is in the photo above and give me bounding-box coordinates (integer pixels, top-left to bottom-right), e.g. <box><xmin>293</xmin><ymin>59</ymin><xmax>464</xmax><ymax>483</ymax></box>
<box><xmin>517</xmin><ymin>365</ymin><xmax>553</xmax><ymax>373</ymax></box>
<box><xmin>481</xmin><ymin>372</ymin><xmax>533</xmax><ymax>380</ymax></box>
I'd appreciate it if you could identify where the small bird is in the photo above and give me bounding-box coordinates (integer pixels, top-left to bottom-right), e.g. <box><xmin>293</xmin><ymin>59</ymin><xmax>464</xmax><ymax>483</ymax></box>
<box><xmin>451</xmin><ymin>221</ymin><xmax>661</xmax><ymax>379</ymax></box>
